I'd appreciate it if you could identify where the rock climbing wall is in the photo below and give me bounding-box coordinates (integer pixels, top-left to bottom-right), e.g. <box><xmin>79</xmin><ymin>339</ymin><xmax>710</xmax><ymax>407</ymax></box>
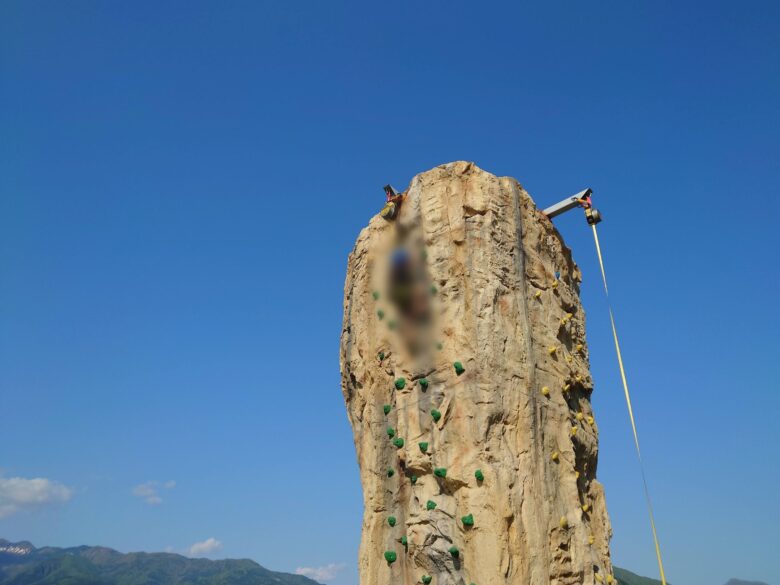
<box><xmin>340</xmin><ymin>162</ymin><xmax>615</xmax><ymax>585</ymax></box>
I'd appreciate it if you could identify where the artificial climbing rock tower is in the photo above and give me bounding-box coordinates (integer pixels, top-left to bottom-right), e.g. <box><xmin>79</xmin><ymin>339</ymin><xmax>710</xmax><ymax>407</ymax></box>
<box><xmin>340</xmin><ymin>162</ymin><xmax>615</xmax><ymax>585</ymax></box>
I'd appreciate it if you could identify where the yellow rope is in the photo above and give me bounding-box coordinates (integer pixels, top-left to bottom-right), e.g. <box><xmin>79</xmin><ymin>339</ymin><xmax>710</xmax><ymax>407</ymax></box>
<box><xmin>591</xmin><ymin>224</ymin><xmax>668</xmax><ymax>585</ymax></box>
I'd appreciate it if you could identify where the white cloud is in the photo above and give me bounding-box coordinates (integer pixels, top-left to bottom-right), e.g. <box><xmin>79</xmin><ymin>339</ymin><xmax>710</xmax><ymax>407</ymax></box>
<box><xmin>188</xmin><ymin>537</ymin><xmax>223</xmax><ymax>557</ymax></box>
<box><xmin>0</xmin><ymin>476</ymin><xmax>73</xmax><ymax>518</ymax></box>
<box><xmin>132</xmin><ymin>480</ymin><xmax>175</xmax><ymax>505</ymax></box>
<box><xmin>295</xmin><ymin>563</ymin><xmax>346</xmax><ymax>582</ymax></box>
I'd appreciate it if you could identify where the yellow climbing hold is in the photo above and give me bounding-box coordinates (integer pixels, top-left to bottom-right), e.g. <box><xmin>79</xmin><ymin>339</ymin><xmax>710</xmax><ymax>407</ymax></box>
<box><xmin>551</xmin><ymin>452</ymin><xmax>559</xmax><ymax>462</ymax></box>
<box><xmin>552</xmin><ymin>281</ymin><xmax>559</xmax><ymax>289</ymax></box>
<box><xmin>534</xmin><ymin>291</ymin><xmax>542</xmax><ymax>299</ymax></box>
<box><xmin>607</xmin><ymin>576</ymin><xmax>616</xmax><ymax>585</ymax></box>
<box><xmin>582</xmin><ymin>504</ymin><xmax>590</xmax><ymax>512</ymax></box>
<box><xmin>576</xmin><ymin>412</ymin><xmax>584</xmax><ymax>421</ymax></box>
<box><xmin>566</xmin><ymin>355</ymin><xmax>573</xmax><ymax>363</ymax></box>
<box><xmin>541</xmin><ymin>386</ymin><xmax>550</xmax><ymax>396</ymax></box>
<box><xmin>559</xmin><ymin>515</ymin><xmax>568</xmax><ymax>528</ymax></box>
<box><xmin>588</xmin><ymin>534</ymin><xmax>595</xmax><ymax>545</ymax></box>
<box><xmin>575</xmin><ymin>471</ymin><xmax>581</xmax><ymax>479</ymax></box>
<box><xmin>576</xmin><ymin>343</ymin><xmax>584</xmax><ymax>351</ymax></box>
<box><xmin>596</xmin><ymin>573</ymin><xmax>604</xmax><ymax>583</ymax></box>
<box><xmin>566</xmin><ymin>312</ymin><xmax>573</xmax><ymax>320</ymax></box>
<box><xmin>548</xmin><ymin>346</ymin><xmax>557</xmax><ymax>355</ymax></box>
<box><xmin>587</xmin><ymin>415</ymin><xmax>595</xmax><ymax>425</ymax></box>
<box><xmin>570</xmin><ymin>426</ymin><xmax>578</xmax><ymax>436</ymax></box>
<box><xmin>575</xmin><ymin>374</ymin><xmax>583</xmax><ymax>382</ymax></box>
<box><xmin>563</xmin><ymin>383</ymin><xmax>571</xmax><ymax>392</ymax></box>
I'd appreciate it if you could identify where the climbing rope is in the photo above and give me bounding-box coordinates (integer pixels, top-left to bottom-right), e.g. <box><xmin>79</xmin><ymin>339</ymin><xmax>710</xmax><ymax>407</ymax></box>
<box><xmin>591</xmin><ymin>224</ymin><xmax>668</xmax><ymax>585</ymax></box>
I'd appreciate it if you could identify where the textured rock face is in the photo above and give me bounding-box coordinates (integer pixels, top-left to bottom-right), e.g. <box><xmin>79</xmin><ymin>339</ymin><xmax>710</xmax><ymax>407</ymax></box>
<box><xmin>340</xmin><ymin>162</ymin><xmax>614</xmax><ymax>585</ymax></box>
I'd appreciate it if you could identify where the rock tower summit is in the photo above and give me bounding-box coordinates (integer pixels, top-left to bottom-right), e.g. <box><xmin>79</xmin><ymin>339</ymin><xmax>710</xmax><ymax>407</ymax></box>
<box><xmin>340</xmin><ymin>162</ymin><xmax>615</xmax><ymax>585</ymax></box>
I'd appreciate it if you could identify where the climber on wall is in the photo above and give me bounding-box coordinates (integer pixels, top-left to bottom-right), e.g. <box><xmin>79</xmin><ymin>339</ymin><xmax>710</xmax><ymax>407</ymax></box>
<box><xmin>380</xmin><ymin>184</ymin><xmax>405</xmax><ymax>221</ymax></box>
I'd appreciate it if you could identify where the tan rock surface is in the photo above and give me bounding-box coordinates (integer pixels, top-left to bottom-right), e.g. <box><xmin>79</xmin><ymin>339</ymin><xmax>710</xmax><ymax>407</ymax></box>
<box><xmin>340</xmin><ymin>162</ymin><xmax>614</xmax><ymax>585</ymax></box>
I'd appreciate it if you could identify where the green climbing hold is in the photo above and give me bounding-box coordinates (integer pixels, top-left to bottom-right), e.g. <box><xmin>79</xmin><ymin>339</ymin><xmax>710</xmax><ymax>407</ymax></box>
<box><xmin>422</xmin><ymin>576</ymin><xmax>433</xmax><ymax>584</ymax></box>
<box><xmin>448</xmin><ymin>546</ymin><xmax>459</xmax><ymax>557</ymax></box>
<box><xmin>436</xmin><ymin>342</ymin><xmax>443</xmax><ymax>350</ymax></box>
<box><xmin>419</xmin><ymin>378</ymin><xmax>429</xmax><ymax>391</ymax></box>
<box><xmin>394</xmin><ymin>378</ymin><xmax>406</xmax><ymax>390</ymax></box>
<box><xmin>401</xmin><ymin>536</ymin><xmax>407</xmax><ymax>546</ymax></box>
<box><xmin>410</xmin><ymin>475</ymin><xmax>418</xmax><ymax>484</ymax></box>
<box><xmin>475</xmin><ymin>469</ymin><xmax>484</xmax><ymax>482</ymax></box>
<box><xmin>377</xmin><ymin>309</ymin><xmax>385</xmax><ymax>320</ymax></box>
<box><xmin>461</xmin><ymin>513</ymin><xmax>474</xmax><ymax>527</ymax></box>
<box><xmin>373</xmin><ymin>291</ymin><xmax>380</xmax><ymax>300</ymax></box>
<box><xmin>426</xmin><ymin>500</ymin><xmax>437</xmax><ymax>510</ymax></box>
<box><xmin>387</xmin><ymin>468</ymin><xmax>395</xmax><ymax>477</ymax></box>
<box><xmin>434</xmin><ymin>467</ymin><xmax>447</xmax><ymax>478</ymax></box>
<box><xmin>383</xmin><ymin>404</ymin><xmax>392</xmax><ymax>415</ymax></box>
<box><xmin>418</xmin><ymin>442</ymin><xmax>429</xmax><ymax>453</ymax></box>
<box><xmin>388</xmin><ymin>516</ymin><xmax>397</xmax><ymax>527</ymax></box>
<box><xmin>431</xmin><ymin>409</ymin><xmax>441</xmax><ymax>422</ymax></box>
<box><xmin>454</xmin><ymin>362</ymin><xmax>465</xmax><ymax>375</ymax></box>
<box><xmin>430</xmin><ymin>285</ymin><xmax>438</xmax><ymax>295</ymax></box>
<box><xmin>387</xmin><ymin>427</ymin><xmax>395</xmax><ymax>438</ymax></box>
<box><xmin>378</xmin><ymin>351</ymin><xmax>385</xmax><ymax>361</ymax></box>
<box><xmin>393</xmin><ymin>437</ymin><xmax>404</xmax><ymax>448</ymax></box>
<box><xmin>384</xmin><ymin>551</ymin><xmax>397</xmax><ymax>564</ymax></box>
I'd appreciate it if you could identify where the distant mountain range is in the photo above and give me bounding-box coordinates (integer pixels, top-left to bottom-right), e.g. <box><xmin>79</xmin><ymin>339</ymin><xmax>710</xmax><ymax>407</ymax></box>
<box><xmin>0</xmin><ymin>539</ymin><xmax>772</xmax><ymax>585</ymax></box>
<box><xmin>0</xmin><ymin>539</ymin><xmax>319</xmax><ymax>585</ymax></box>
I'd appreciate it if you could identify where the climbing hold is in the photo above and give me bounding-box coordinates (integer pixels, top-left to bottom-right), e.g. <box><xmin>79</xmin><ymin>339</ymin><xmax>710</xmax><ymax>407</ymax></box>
<box><xmin>377</xmin><ymin>309</ymin><xmax>385</xmax><ymax>320</ymax></box>
<box><xmin>388</xmin><ymin>516</ymin><xmax>397</xmax><ymax>527</ymax></box>
<box><xmin>534</xmin><ymin>290</ymin><xmax>542</xmax><ymax>299</ymax></box>
<box><xmin>559</xmin><ymin>516</ymin><xmax>569</xmax><ymax>529</ymax></box>
<box><xmin>607</xmin><ymin>576</ymin><xmax>616</xmax><ymax>585</ymax></box>
<box><xmin>419</xmin><ymin>378</ymin><xmax>429</xmax><ymax>391</ymax></box>
<box><xmin>401</xmin><ymin>536</ymin><xmax>408</xmax><ymax>547</ymax></box>
<box><xmin>373</xmin><ymin>291</ymin><xmax>380</xmax><ymax>300</ymax></box>
<box><xmin>410</xmin><ymin>475</ymin><xmax>418</xmax><ymax>484</ymax></box>
<box><xmin>436</xmin><ymin>342</ymin><xmax>443</xmax><ymax>351</ymax></box>
<box><xmin>548</xmin><ymin>346</ymin><xmax>557</xmax><ymax>355</ymax></box>
<box><xmin>576</xmin><ymin>412</ymin><xmax>584</xmax><ymax>421</ymax></box>
<box><xmin>555</xmin><ymin>271</ymin><xmax>561</xmax><ymax>280</ymax></box>
<box><xmin>588</xmin><ymin>534</ymin><xmax>595</xmax><ymax>545</ymax></box>
<box><xmin>384</xmin><ymin>551</ymin><xmax>397</xmax><ymax>564</ymax></box>
<box><xmin>434</xmin><ymin>467</ymin><xmax>447</xmax><ymax>478</ymax></box>
<box><xmin>575</xmin><ymin>471</ymin><xmax>581</xmax><ymax>479</ymax></box>
<box><xmin>387</xmin><ymin>427</ymin><xmax>396</xmax><ymax>438</ymax></box>
<box><xmin>395</xmin><ymin>378</ymin><xmax>406</xmax><ymax>390</ymax></box>
<box><xmin>431</xmin><ymin>409</ymin><xmax>441</xmax><ymax>422</ymax></box>
<box><xmin>575</xmin><ymin>374</ymin><xmax>583</xmax><ymax>382</ymax></box>
<box><xmin>448</xmin><ymin>546</ymin><xmax>459</xmax><ymax>558</ymax></box>
<box><xmin>383</xmin><ymin>404</ymin><xmax>392</xmax><ymax>415</ymax></box>
<box><xmin>388</xmin><ymin>320</ymin><xmax>397</xmax><ymax>330</ymax></box>
<box><xmin>566</xmin><ymin>355</ymin><xmax>573</xmax><ymax>363</ymax></box>
<box><xmin>418</xmin><ymin>442</ymin><xmax>429</xmax><ymax>453</ymax></box>
<box><xmin>570</xmin><ymin>426</ymin><xmax>578</xmax><ymax>436</ymax></box>
<box><xmin>474</xmin><ymin>469</ymin><xmax>484</xmax><ymax>482</ymax></box>
<box><xmin>430</xmin><ymin>285</ymin><xmax>438</xmax><ymax>295</ymax></box>
<box><xmin>387</xmin><ymin>468</ymin><xmax>395</xmax><ymax>477</ymax></box>
<box><xmin>422</xmin><ymin>576</ymin><xmax>432</xmax><ymax>585</ymax></box>
<box><xmin>596</xmin><ymin>574</ymin><xmax>604</xmax><ymax>583</ymax></box>
<box><xmin>576</xmin><ymin>343</ymin><xmax>584</xmax><ymax>352</ymax></box>
<box><xmin>378</xmin><ymin>351</ymin><xmax>385</xmax><ymax>361</ymax></box>
<box><xmin>566</xmin><ymin>312</ymin><xmax>573</xmax><ymax>319</ymax></box>
<box><xmin>552</xmin><ymin>281</ymin><xmax>559</xmax><ymax>289</ymax></box>
<box><xmin>586</xmin><ymin>415</ymin><xmax>595</xmax><ymax>425</ymax></box>
<box><xmin>541</xmin><ymin>386</ymin><xmax>550</xmax><ymax>396</ymax></box>
<box><xmin>454</xmin><ymin>362</ymin><xmax>465</xmax><ymax>375</ymax></box>
<box><xmin>560</xmin><ymin>318</ymin><xmax>566</xmax><ymax>325</ymax></box>
<box><xmin>551</xmin><ymin>452</ymin><xmax>559</xmax><ymax>462</ymax></box>
<box><xmin>426</xmin><ymin>500</ymin><xmax>437</xmax><ymax>510</ymax></box>
<box><xmin>563</xmin><ymin>383</ymin><xmax>571</xmax><ymax>392</ymax></box>
<box><xmin>461</xmin><ymin>513</ymin><xmax>474</xmax><ymax>527</ymax></box>
<box><xmin>582</xmin><ymin>504</ymin><xmax>590</xmax><ymax>513</ymax></box>
<box><xmin>393</xmin><ymin>438</ymin><xmax>405</xmax><ymax>448</ymax></box>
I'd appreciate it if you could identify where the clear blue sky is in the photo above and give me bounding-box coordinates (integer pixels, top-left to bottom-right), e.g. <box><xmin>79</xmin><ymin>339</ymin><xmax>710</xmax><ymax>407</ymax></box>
<box><xmin>1</xmin><ymin>2</ymin><xmax>778</xmax><ymax>585</ymax></box>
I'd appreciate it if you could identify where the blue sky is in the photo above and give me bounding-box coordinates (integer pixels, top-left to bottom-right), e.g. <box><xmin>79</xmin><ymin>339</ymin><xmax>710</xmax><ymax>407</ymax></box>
<box><xmin>1</xmin><ymin>2</ymin><xmax>778</xmax><ymax>585</ymax></box>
